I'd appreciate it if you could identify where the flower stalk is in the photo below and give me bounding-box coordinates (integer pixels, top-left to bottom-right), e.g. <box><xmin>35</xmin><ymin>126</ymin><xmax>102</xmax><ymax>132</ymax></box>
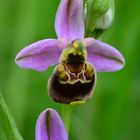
<box><xmin>0</xmin><ymin>92</ymin><xmax>23</xmax><ymax>140</ymax></box>
<box><xmin>61</xmin><ymin>105</ymin><xmax>73</xmax><ymax>135</ymax></box>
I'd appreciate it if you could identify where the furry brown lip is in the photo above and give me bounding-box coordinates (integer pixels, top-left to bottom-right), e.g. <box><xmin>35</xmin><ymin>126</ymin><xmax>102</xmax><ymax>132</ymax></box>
<box><xmin>48</xmin><ymin>61</ymin><xmax>96</xmax><ymax>104</ymax></box>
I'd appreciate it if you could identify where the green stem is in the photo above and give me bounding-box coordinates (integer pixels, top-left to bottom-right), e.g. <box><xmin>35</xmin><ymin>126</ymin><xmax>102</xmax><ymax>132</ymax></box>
<box><xmin>61</xmin><ymin>105</ymin><xmax>73</xmax><ymax>135</ymax></box>
<box><xmin>0</xmin><ymin>92</ymin><xmax>23</xmax><ymax>140</ymax></box>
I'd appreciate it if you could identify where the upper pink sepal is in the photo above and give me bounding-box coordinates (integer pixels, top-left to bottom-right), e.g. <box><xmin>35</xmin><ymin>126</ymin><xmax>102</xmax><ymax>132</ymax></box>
<box><xmin>55</xmin><ymin>0</ymin><xmax>84</xmax><ymax>42</ymax></box>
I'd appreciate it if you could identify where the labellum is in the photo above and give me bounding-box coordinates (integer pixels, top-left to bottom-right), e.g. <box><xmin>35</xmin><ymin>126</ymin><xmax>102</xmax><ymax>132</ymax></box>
<box><xmin>49</xmin><ymin>40</ymin><xmax>96</xmax><ymax>104</ymax></box>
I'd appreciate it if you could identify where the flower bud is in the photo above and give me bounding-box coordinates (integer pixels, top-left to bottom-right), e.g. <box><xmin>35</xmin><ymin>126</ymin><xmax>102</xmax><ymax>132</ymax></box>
<box><xmin>84</xmin><ymin>0</ymin><xmax>113</xmax><ymax>37</ymax></box>
<box><xmin>91</xmin><ymin>0</ymin><xmax>110</xmax><ymax>16</ymax></box>
<box><xmin>36</xmin><ymin>109</ymin><xmax>68</xmax><ymax>140</ymax></box>
<box><xmin>96</xmin><ymin>0</ymin><xmax>114</xmax><ymax>29</ymax></box>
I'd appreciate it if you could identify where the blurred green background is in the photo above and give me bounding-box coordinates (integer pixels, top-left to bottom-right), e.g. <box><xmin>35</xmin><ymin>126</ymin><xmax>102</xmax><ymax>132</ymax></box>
<box><xmin>0</xmin><ymin>0</ymin><xmax>140</xmax><ymax>140</ymax></box>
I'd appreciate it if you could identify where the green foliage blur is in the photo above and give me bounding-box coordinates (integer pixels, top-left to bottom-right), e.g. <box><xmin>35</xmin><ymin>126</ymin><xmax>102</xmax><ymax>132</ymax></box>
<box><xmin>0</xmin><ymin>0</ymin><xmax>140</xmax><ymax>140</ymax></box>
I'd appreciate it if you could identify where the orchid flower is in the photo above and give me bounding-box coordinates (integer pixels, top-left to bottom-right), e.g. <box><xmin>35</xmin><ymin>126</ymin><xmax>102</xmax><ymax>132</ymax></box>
<box><xmin>36</xmin><ymin>108</ymin><xmax>68</xmax><ymax>140</ymax></box>
<box><xmin>15</xmin><ymin>0</ymin><xmax>125</xmax><ymax>104</ymax></box>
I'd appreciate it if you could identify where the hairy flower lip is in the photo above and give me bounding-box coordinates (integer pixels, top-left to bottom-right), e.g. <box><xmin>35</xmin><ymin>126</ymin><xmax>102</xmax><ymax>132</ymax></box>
<box><xmin>48</xmin><ymin>61</ymin><xmax>96</xmax><ymax>104</ymax></box>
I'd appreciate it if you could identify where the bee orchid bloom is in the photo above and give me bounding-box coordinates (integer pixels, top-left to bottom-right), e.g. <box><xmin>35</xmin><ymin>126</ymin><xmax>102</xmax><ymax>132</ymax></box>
<box><xmin>15</xmin><ymin>0</ymin><xmax>125</xmax><ymax>104</ymax></box>
<box><xmin>36</xmin><ymin>108</ymin><xmax>68</xmax><ymax>140</ymax></box>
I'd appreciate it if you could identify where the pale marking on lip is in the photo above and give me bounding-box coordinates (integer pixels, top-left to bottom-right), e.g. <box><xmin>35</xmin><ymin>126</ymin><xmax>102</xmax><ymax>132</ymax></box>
<box><xmin>58</xmin><ymin>63</ymin><xmax>93</xmax><ymax>85</ymax></box>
